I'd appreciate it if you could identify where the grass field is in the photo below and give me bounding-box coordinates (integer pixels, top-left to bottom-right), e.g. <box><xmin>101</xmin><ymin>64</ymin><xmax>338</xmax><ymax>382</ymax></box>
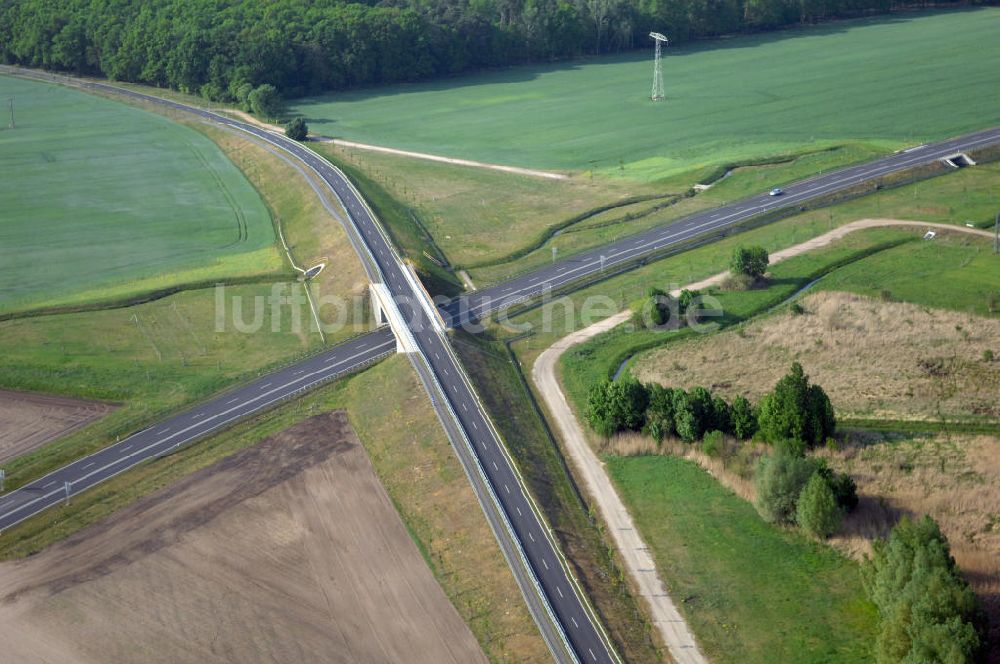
<box><xmin>0</xmin><ymin>75</ymin><xmax>284</xmax><ymax>315</ymax></box>
<box><xmin>606</xmin><ymin>455</ymin><xmax>876</xmax><ymax>663</ymax></box>
<box><xmin>292</xmin><ymin>9</ymin><xmax>1000</xmax><ymax>180</ymax></box>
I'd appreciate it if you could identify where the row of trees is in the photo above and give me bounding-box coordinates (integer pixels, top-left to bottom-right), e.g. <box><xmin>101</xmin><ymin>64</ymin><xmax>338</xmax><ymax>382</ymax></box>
<box><xmin>587</xmin><ymin>361</ymin><xmax>834</xmax><ymax>450</ymax></box>
<box><xmin>587</xmin><ymin>376</ymin><xmax>756</xmax><ymax>442</ymax></box>
<box><xmin>1</xmin><ymin>0</ymin><xmax>987</xmax><ymax>101</ymax></box>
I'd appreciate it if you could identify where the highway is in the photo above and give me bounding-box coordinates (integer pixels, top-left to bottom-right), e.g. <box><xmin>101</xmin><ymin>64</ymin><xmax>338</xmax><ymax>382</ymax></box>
<box><xmin>1</xmin><ymin>71</ymin><xmax>620</xmax><ymax>664</ymax></box>
<box><xmin>3</xmin><ymin>68</ymin><xmax>1000</xmax><ymax>664</ymax></box>
<box><xmin>446</xmin><ymin>125</ymin><xmax>1000</xmax><ymax>325</ymax></box>
<box><xmin>0</xmin><ymin>328</ymin><xmax>396</xmax><ymax>532</ymax></box>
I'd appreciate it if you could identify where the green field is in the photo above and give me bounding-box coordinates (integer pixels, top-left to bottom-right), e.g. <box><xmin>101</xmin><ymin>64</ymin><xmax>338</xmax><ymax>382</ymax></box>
<box><xmin>292</xmin><ymin>9</ymin><xmax>1000</xmax><ymax>180</ymax></box>
<box><xmin>0</xmin><ymin>75</ymin><xmax>284</xmax><ymax>315</ymax></box>
<box><xmin>606</xmin><ymin>455</ymin><xmax>876</xmax><ymax>663</ymax></box>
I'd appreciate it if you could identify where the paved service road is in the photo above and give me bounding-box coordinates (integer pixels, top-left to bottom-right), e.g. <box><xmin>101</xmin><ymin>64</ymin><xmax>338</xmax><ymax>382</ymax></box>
<box><xmin>445</xmin><ymin>125</ymin><xmax>1000</xmax><ymax>325</ymax></box>
<box><xmin>0</xmin><ymin>327</ymin><xmax>396</xmax><ymax>532</ymax></box>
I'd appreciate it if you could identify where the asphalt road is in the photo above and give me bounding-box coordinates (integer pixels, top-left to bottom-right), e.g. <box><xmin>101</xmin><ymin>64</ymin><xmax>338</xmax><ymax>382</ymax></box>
<box><xmin>0</xmin><ymin>327</ymin><xmax>396</xmax><ymax>532</ymax></box>
<box><xmin>445</xmin><ymin>125</ymin><xmax>1000</xmax><ymax>325</ymax></box>
<box><xmin>1</xmin><ymin>73</ymin><xmax>618</xmax><ymax>664</ymax></box>
<box><xmin>4</xmin><ymin>68</ymin><xmax>1000</xmax><ymax>664</ymax></box>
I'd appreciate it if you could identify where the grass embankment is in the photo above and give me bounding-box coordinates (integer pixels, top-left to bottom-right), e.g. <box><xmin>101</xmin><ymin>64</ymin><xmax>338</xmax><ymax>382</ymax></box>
<box><xmin>291</xmin><ymin>9</ymin><xmax>1000</xmax><ymax>180</ymax></box>
<box><xmin>0</xmin><ymin>94</ymin><xmax>374</xmax><ymax>490</ymax></box>
<box><xmin>0</xmin><ymin>74</ymin><xmax>284</xmax><ymax>316</ymax></box>
<box><xmin>607</xmin><ymin>455</ymin><xmax>876</xmax><ymax>663</ymax></box>
<box><xmin>0</xmin><ymin>356</ymin><xmax>551</xmax><ymax>663</ymax></box>
<box><xmin>451</xmin><ymin>331</ymin><xmax>662</xmax><ymax>663</ymax></box>
<box><xmin>320</xmin><ymin>140</ymin><xmax>887</xmax><ymax>285</ymax></box>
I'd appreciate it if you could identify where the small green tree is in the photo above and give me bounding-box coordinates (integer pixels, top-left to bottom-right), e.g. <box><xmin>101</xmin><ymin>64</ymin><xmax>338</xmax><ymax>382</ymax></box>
<box><xmin>674</xmin><ymin>386</ymin><xmax>712</xmax><ymax>442</ymax></box>
<box><xmin>754</xmin><ymin>447</ymin><xmax>817</xmax><ymax>524</ymax></box>
<box><xmin>758</xmin><ymin>362</ymin><xmax>836</xmax><ymax>448</ymax></box>
<box><xmin>796</xmin><ymin>472</ymin><xmax>842</xmax><ymax>538</ymax></box>
<box><xmin>248</xmin><ymin>83</ymin><xmax>283</xmax><ymax>119</ymax></box>
<box><xmin>730</xmin><ymin>245</ymin><xmax>770</xmax><ymax>279</ymax></box>
<box><xmin>587</xmin><ymin>376</ymin><xmax>648</xmax><ymax>436</ymax></box>
<box><xmin>285</xmin><ymin>117</ymin><xmax>308</xmax><ymax>141</ymax></box>
<box><xmin>731</xmin><ymin>395</ymin><xmax>757</xmax><ymax>439</ymax></box>
<box><xmin>644</xmin><ymin>384</ymin><xmax>676</xmax><ymax>442</ymax></box>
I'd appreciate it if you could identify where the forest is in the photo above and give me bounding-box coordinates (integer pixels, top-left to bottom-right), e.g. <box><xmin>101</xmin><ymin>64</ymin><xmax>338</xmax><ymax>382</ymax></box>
<box><xmin>1</xmin><ymin>0</ymin><xmax>992</xmax><ymax>101</ymax></box>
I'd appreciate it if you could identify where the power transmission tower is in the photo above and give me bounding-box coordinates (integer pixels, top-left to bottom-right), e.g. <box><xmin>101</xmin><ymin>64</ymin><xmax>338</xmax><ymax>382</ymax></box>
<box><xmin>649</xmin><ymin>33</ymin><xmax>668</xmax><ymax>101</ymax></box>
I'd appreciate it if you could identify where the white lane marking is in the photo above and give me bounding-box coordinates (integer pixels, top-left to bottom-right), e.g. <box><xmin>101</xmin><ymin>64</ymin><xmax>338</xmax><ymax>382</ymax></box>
<box><xmin>443</xmin><ymin>367</ymin><xmax>449</xmax><ymax>376</ymax></box>
<box><xmin>516</xmin><ymin>506</ymin><xmax>522</xmax><ymax>516</ymax></box>
<box><xmin>193</xmin><ymin>412</ymin><xmax>204</xmax><ymax>420</ymax></box>
<box><xmin>42</xmin><ymin>481</ymin><xmax>55</xmax><ymax>489</ymax></box>
<box><xmin>227</xmin><ymin>398</ymin><xmax>239</xmax><ymax>404</ymax></box>
<box><xmin>528</xmin><ymin>531</ymin><xmax>535</xmax><ymax>542</ymax></box>
<box><xmin>504</xmin><ymin>484</ymin><xmax>510</xmax><ymax>494</ymax></box>
<box><xmin>472</xmin><ymin>421</ymin><xmax>478</xmax><ymax>430</ymax></box>
<box><xmin>557</xmin><ymin>586</ymin><xmax>564</xmax><ymax>598</ymax></box>
<box><xmin>461</xmin><ymin>403</ymin><xmax>467</xmax><ymax>411</ymax></box>
<box><xmin>159</xmin><ymin>427</ymin><xmax>170</xmax><ymax>434</ymax></box>
<box><xmin>82</xmin><ymin>462</ymin><xmax>94</xmax><ymax>470</ymax></box>
<box><xmin>571</xmin><ymin>617</ymin><xmax>579</xmax><ymax>629</ymax></box>
<box><xmin>589</xmin><ymin>648</ymin><xmax>597</xmax><ymax>661</ymax></box>
<box><xmin>259</xmin><ymin>382</ymin><xmax>272</xmax><ymax>389</ymax></box>
<box><xmin>121</xmin><ymin>445</ymin><xmax>132</xmax><ymax>452</ymax></box>
<box><xmin>492</xmin><ymin>461</ymin><xmax>498</xmax><ymax>471</ymax></box>
<box><xmin>542</xmin><ymin>558</ymin><xmax>549</xmax><ymax>569</ymax></box>
<box><xmin>0</xmin><ymin>338</ymin><xmax>397</xmax><ymax>525</ymax></box>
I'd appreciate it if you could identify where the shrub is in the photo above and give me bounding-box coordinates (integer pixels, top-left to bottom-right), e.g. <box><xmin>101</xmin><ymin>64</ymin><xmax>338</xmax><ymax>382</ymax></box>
<box><xmin>701</xmin><ymin>430</ymin><xmax>724</xmax><ymax>457</ymax></box>
<box><xmin>983</xmin><ymin>349</ymin><xmax>994</xmax><ymax>362</ymax></box>
<box><xmin>730</xmin><ymin>245</ymin><xmax>769</xmax><ymax>280</ymax></box>
<box><xmin>862</xmin><ymin>516</ymin><xmax>984</xmax><ymax>663</ymax></box>
<box><xmin>248</xmin><ymin>83</ymin><xmax>283</xmax><ymax>118</ymax></box>
<box><xmin>757</xmin><ymin>362</ymin><xmax>836</xmax><ymax>448</ymax></box>
<box><xmin>285</xmin><ymin>117</ymin><xmax>308</xmax><ymax>141</ymax></box>
<box><xmin>754</xmin><ymin>448</ymin><xmax>817</xmax><ymax>524</ymax></box>
<box><xmin>796</xmin><ymin>472</ymin><xmax>842</xmax><ymax>538</ymax></box>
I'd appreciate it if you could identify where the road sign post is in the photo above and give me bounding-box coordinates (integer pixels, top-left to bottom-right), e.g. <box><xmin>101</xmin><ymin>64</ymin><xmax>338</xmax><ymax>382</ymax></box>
<box><xmin>0</xmin><ymin>469</ymin><xmax>5</xmax><ymax>493</ymax></box>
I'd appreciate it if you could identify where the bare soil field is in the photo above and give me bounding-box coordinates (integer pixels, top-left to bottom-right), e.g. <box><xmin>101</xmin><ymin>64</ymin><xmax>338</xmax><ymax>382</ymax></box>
<box><xmin>0</xmin><ymin>411</ymin><xmax>486</xmax><ymax>664</ymax></box>
<box><xmin>634</xmin><ymin>291</ymin><xmax>1000</xmax><ymax>423</ymax></box>
<box><xmin>0</xmin><ymin>390</ymin><xmax>115</xmax><ymax>465</ymax></box>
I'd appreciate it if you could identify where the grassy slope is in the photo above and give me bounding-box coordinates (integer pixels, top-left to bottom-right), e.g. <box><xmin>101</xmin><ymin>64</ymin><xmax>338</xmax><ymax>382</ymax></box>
<box><xmin>816</xmin><ymin>233</ymin><xmax>1000</xmax><ymax>317</ymax></box>
<box><xmin>321</xmin><ymin>140</ymin><xmax>885</xmax><ymax>283</ymax></box>
<box><xmin>0</xmin><ymin>75</ymin><xmax>284</xmax><ymax>315</ymax></box>
<box><xmin>606</xmin><ymin>455</ymin><xmax>876</xmax><ymax>663</ymax></box>
<box><xmin>0</xmin><ymin>356</ymin><xmax>550</xmax><ymax>663</ymax></box>
<box><xmin>291</xmin><ymin>9</ymin><xmax>1000</xmax><ymax>179</ymax></box>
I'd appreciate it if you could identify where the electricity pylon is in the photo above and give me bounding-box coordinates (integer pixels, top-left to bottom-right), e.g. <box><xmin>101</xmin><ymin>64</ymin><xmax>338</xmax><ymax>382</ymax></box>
<box><xmin>650</xmin><ymin>33</ymin><xmax>668</xmax><ymax>101</ymax></box>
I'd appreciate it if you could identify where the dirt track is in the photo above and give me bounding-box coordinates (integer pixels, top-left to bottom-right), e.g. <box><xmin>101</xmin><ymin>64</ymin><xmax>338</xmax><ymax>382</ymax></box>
<box><xmin>0</xmin><ymin>390</ymin><xmax>115</xmax><ymax>464</ymax></box>
<box><xmin>0</xmin><ymin>411</ymin><xmax>486</xmax><ymax>664</ymax></box>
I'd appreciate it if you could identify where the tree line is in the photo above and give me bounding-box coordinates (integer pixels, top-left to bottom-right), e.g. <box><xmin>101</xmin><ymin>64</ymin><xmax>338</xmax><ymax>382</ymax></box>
<box><xmin>1</xmin><ymin>0</ymin><xmax>989</xmax><ymax>103</ymax></box>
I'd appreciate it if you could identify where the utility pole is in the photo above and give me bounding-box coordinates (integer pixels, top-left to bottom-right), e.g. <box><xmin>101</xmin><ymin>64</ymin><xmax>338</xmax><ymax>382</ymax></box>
<box><xmin>0</xmin><ymin>469</ymin><xmax>5</xmax><ymax>493</ymax></box>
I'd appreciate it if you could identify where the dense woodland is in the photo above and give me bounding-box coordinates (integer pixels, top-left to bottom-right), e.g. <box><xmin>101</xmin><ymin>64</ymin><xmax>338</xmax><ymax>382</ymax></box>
<box><xmin>1</xmin><ymin>0</ymin><xmax>993</xmax><ymax>101</ymax></box>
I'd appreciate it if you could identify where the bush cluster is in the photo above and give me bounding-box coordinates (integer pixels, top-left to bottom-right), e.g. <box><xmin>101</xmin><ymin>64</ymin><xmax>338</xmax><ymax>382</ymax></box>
<box><xmin>587</xmin><ymin>376</ymin><xmax>756</xmax><ymax>443</ymax></box>
<box><xmin>862</xmin><ymin>516</ymin><xmax>984</xmax><ymax>663</ymax></box>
